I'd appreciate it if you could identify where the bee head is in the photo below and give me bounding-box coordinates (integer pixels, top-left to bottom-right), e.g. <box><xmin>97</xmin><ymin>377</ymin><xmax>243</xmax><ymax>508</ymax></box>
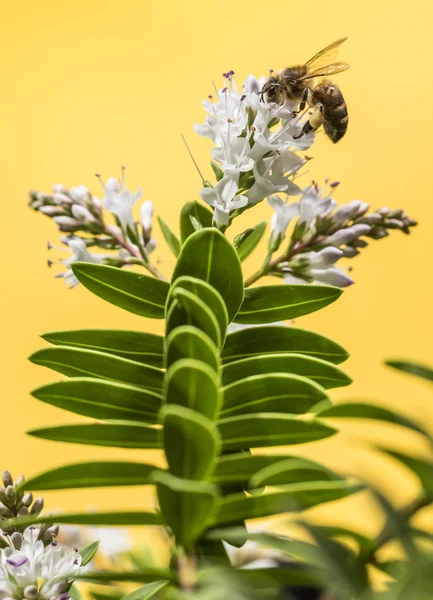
<box><xmin>260</xmin><ymin>74</ymin><xmax>284</xmax><ymax>104</ymax></box>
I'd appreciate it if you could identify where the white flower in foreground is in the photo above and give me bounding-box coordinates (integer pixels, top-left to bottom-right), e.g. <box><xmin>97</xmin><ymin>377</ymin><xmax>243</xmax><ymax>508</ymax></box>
<box><xmin>102</xmin><ymin>176</ymin><xmax>142</xmax><ymax>230</ymax></box>
<box><xmin>268</xmin><ymin>195</ymin><xmax>300</xmax><ymax>245</ymax></box>
<box><xmin>200</xmin><ymin>175</ymin><xmax>248</xmax><ymax>229</ymax></box>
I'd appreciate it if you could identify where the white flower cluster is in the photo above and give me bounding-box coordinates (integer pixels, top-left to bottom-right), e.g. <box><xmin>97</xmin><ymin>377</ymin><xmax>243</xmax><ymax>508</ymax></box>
<box><xmin>0</xmin><ymin>527</ymin><xmax>82</xmax><ymax>600</ymax></box>
<box><xmin>195</xmin><ymin>72</ymin><xmax>315</xmax><ymax>229</ymax></box>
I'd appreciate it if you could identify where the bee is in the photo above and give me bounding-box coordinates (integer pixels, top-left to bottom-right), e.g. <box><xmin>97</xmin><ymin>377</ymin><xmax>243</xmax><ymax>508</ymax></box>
<box><xmin>261</xmin><ymin>37</ymin><xmax>350</xmax><ymax>143</ymax></box>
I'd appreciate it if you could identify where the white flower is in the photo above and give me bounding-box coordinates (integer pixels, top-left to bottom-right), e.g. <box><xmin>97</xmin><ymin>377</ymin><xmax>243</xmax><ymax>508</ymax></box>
<box><xmin>71</xmin><ymin>205</ymin><xmax>96</xmax><ymax>223</ymax></box>
<box><xmin>60</xmin><ymin>239</ymin><xmax>104</xmax><ymax>287</ymax></box>
<box><xmin>140</xmin><ymin>201</ymin><xmax>154</xmax><ymax>234</ymax></box>
<box><xmin>102</xmin><ymin>176</ymin><xmax>142</xmax><ymax>230</ymax></box>
<box><xmin>200</xmin><ymin>175</ymin><xmax>248</xmax><ymax>229</ymax></box>
<box><xmin>268</xmin><ymin>195</ymin><xmax>300</xmax><ymax>242</ymax></box>
<box><xmin>323</xmin><ymin>223</ymin><xmax>371</xmax><ymax>246</ymax></box>
<box><xmin>298</xmin><ymin>186</ymin><xmax>336</xmax><ymax>229</ymax></box>
<box><xmin>311</xmin><ymin>267</ymin><xmax>354</xmax><ymax>287</ymax></box>
<box><xmin>285</xmin><ymin>246</ymin><xmax>353</xmax><ymax>288</ymax></box>
<box><xmin>69</xmin><ymin>185</ymin><xmax>90</xmax><ymax>205</ymax></box>
<box><xmin>86</xmin><ymin>527</ymin><xmax>131</xmax><ymax>558</ymax></box>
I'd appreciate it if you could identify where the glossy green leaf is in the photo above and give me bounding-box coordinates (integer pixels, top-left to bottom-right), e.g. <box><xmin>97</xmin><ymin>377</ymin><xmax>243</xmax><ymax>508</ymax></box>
<box><xmin>179</xmin><ymin>200</ymin><xmax>213</xmax><ymax>243</ymax></box>
<box><xmin>78</xmin><ymin>570</ymin><xmax>175</xmax><ymax>584</ymax></box>
<box><xmin>42</xmin><ymin>329</ymin><xmax>164</xmax><ymax>367</ymax></box>
<box><xmin>28</xmin><ymin>423</ymin><xmax>161</xmax><ymax>449</ymax></box>
<box><xmin>165</xmin><ymin>326</ymin><xmax>220</xmax><ymax>372</ymax></box>
<box><xmin>168</xmin><ymin>276</ymin><xmax>228</xmax><ymax>344</ymax></box>
<box><xmin>1</xmin><ymin>511</ymin><xmax>162</xmax><ymax>528</ymax></box>
<box><xmin>123</xmin><ymin>581</ymin><xmax>169</xmax><ymax>600</ymax></box>
<box><xmin>29</xmin><ymin>347</ymin><xmax>163</xmax><ymax>391</ymax></box>
<box><xmin>23</xmin><ymin>461</ymin><xmax>160</xmax><ymax>490</ymax></box>
<box><xmin>31</xmin><ymin>378</ymin><xmax>163</xmax><ymax>423</ymax></box>
<box><xmin>158</xmin><ymin>216</ymin><xmax>181</xmax><ymax>257</ymax></box>
<box><xmin>235</xmin><ymin>285</ymin><xmax>342</xmax><ymax>324</ymax></box>
<box><xmin>317</xmin><ymin>402</ymin><xmax>429</xmax><ymax>438</ymax></box>
<box><xmin>160</xmin><ymin>405</ymin><xmax>220</xmax><ymax>480</ymax></box>
<box><xmin>222</xmin><ymin>373</ymin><xmax>330</xmax><ymax>417</ymax></box>
<box><xmin>386</xmin><ymin>360</ymin><xmax>433</xmax><ymax>384</ymax></box>
<box><xmin>153</xmin><ymin>471</ymin><xmax>218</xmax><ymax>548</ymax></box>
<box><xmin>89</xmin><ymin>590</ymin><xmax>121</xmax><ymax>600</ymax></box>
<box><xmin>379</xmin><ymin>448</ymin><xmax>433</xmax><ymax>495</ymax></box>
<box><xmin>236</xmin><ymin>221</ymin><xmax>267</xmax><ymax>262</ymax></box>
<box><xmin>164</xmin><ymin>359</ymin><xmax>221</xmax><ymax>419</ymax></box>
<box><xmin>71</xmin><ymin>263</ymin><xmax>169</xmax><ymax>318</ymax></box>
<box><xmin>222</xmin><ymin>326</ymin><xmax>349</xmax><ymax>365</ymax></box>
<box><xmin>212</xmin><ymin>453</ymin><xmax>300</xmax><ymax>486</ymax></box>
<box><xmin>79</xmin><ymin>541</ymin><xmax>100</xmax><ymax>566</ymax></box>
<box><xmin>172</xmin><ymin>228</ymin><xmax>244</xmax><ymax>321</ymax></box>
<box><xmin>249</xmin><ymin>457</ymin><xmax>342</xmax><ymax>489</ymax></box>
<box><xmin>222</xmin><ymin>353</ymin><xmax>351</xmax><ymax>389</ymax></box>
<box><xmin>211</xmin><ymin>481</ymin><xmax>363</xmax><ymax>525</ymax></box>
<box><xmin>166</xmin><ymin>290</ymin><xmax>221</xmax><ymax>348</ymax></box>
<box><xmin>218</xmin><ymin>413</ymin><xmax>337</xmax><ymax>450</ymax></box>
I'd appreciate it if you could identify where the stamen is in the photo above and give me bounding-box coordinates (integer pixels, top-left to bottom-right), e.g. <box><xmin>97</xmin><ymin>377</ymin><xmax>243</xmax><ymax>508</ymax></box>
<box><xmin>95</xmin><ymin>173</ymin><xmax>107</xmax><ymax>194</ymax></box>
<box><xmin>180</xmin><ymin>135</ymin><xmax>205</xmax><ymax>184</ymax></box>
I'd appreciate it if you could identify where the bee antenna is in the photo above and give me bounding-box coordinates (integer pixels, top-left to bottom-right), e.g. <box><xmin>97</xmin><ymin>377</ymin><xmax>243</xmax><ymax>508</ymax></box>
<box><xmin>181</xmin><ymin>134</ymin><xmax>205</xmax><ymax>184</ymax></box>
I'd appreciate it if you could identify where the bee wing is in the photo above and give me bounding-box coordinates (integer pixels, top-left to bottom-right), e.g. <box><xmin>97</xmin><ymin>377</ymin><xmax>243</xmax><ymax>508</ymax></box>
<box><xmin>305</xmin><ymin>37</ymin><xmax>348</xmax><ymax>69</ymax></box>
<box><xmin>299</xmin><ymin>62</ymin><xmax>350</xmax><ymax>81</ymax></box>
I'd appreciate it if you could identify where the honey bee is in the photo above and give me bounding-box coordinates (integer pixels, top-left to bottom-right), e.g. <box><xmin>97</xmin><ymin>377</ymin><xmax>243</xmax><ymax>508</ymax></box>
<box><xmin>261</xmin><ymin>37</ymin><xmax>350</xmax><ymax>143</ymax></box>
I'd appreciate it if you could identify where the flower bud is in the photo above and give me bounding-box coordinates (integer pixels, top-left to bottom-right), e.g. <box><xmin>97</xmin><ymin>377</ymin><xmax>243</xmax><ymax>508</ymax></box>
<box><xmin>2</xmin><ymin>471</ymin><xmax>13</xmax><ymax>488</ymax></box>
<box><xmin>11</xmin><ymin>532</ymin><xmax>22</xmax><ymax>550</ymax></box>
<box><xmin>5</xmin><ymin>486</ymin><xmax>16</xmax><ymax>503</ymax></box>
<box><xmin>0</xmin><ymin>505</ymin><xmax>9</xmax><ymax>516</ymax></box>
<box><xmin>53</xmin><ymin>192</ymin><xmax>73</xmax><ymax>205</ymax></box>
<box><xmin>323</xmin><ymin>224</ymin><xmax>371</xmax><ymax>246</ymax></box>
<box><xmin>30</xmin><ymin>496</ymin><xmax>44</xmax><ymax>514</ymax></box>
<box><xmin>71</xmin><ymin>205</ymin><xmax>96</xmax><ymax>223</ymax></box>
<box><xmin>21</xmin><ymin>492</ymin><xmax>33</xmax><ymax>507</ymax></box>
<box><xmin>52</xmin><ymin>184</ymin><xmax>68</xmax><ymax>194</ymax></box>
<box><xmin>18</xmin><ymin>506</ymin><xmax>29</xmax><ymax>517</ymax></box>
<box><xmin>24</xmin><ymin>585</ymin><xmax>39</xmax><ymax>599</ymax></box>
<box><xmin>15</xmin><ymin>475</ymin><xmax>25</xmax><ymax>488</ymax></box>
<box><xmin>39</xmin><ymin>206</ymin><xmax>67</xmax><ymax>217</ymax></box>
<box><xmin>341</xmin><ymin>246</ymin><xmax>359</xmax><ymax>258</ymax></box>
<box><xmin>69</xmin><ymin>185</ymin><xmax>90</xmax><ymax>204</ymax></box>
<box><xmin>54</xmin><ymin>216</ymin><xmax>80</xmax><ymax>232</ymax></box>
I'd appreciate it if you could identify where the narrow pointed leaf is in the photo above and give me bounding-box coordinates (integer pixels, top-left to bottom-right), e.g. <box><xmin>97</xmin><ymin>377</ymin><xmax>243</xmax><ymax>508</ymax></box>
<box><xmin>23</xmin><ymin>461</ymin><xmax>160</xmax><ymax>490</ymax></box>
<box><xmin>172</xmin><ymin>228</ymin><xmax>244</xmax><ymax>321</ymax></box>
<box><xmin>235</xmin><ymin>285</ymin><xmax>342</xmax><ymax>324</ymax></box>
<box><xmin>31</xmin><ymin>378</ymin><xmax>163</xmax><ymax>423</ymax></box>
<box><xmin>79</xmin><ymin>540</ymin><xmax>100</xmax><ymax>566</ymax></box>
<box><xmin>386</xmin><ymin>360</ymin><xmax>433</xmax><ymax>384</ymax></box>
<box><xmin>78</xmin><ymin>570</ymin><xmax>175</xmax><ymax>584</ymax></box>
<box><xmin>222</xmin><ymin>373</ymin><xmax>329</xmax><ymax>417</ymax></box>
<box><xmin>158</xmin><ymin>216</ymin><xmax>180</xmax><ymax>257</ymax></box>
<box><xmin>379</xmin><ymin>448</ymin><xmax>433</xmax><ymax>495</ymax></box>
<box><xmin>28</xmin><ymin>423</ymin><xmax>161</xmax><ymax>449</ymax></box>
<box><xmin>29</xmin><ymin>347</ymin><xmax>163</xmax><ymax>391</ymax></box>
<box><xmin>180</xmin><ymin>201</ymin><xmax>213</xmax><ymax>243</ymax></box>
<box><xmin>166</xmin><ymin>290</ymin><xmax>221</xmax><ymax>348</ymax></box>
<box><xmin>165</xmin><ymin>326</ymin><xmax>220</xmax><ymax>372</ymax></box>
<box><xmin>236</xmin><ymin>221</ymin><xmax>267</xmax><ymax>262</ymax></box>
<box><xmin>218</xmin><ymin>413</ymin><xmax>337</xmax><ymax>450</ymax></box>
<box><xmin>123</xmin><ymin>581</ymin><xmax>169</xmax><ymax>600</ymax></box>
<box><xmin>41</xmin><ymin>329</ymin><xmax>164</xmax><ymax>367</ymax></box>
<box><xmin>250</xmin><ymin>457</ymin><xmax>342</xmax><ymax>489</ymax></box>
<box><xmin>222</xmin><ymin>353</ymin><xmax>351</xmax><ymax>389</ymax></box>
<box><xmin>1</xmin><ymin>511</ymin><xmax>162</xmax><ymax>528</ymax></box>
<box><xmin>165</xmin><ymin>359</ymin><xmax>221</xmax><ymax>419</ymax></box>
<box><xmin>71</xmin><ymin>263</ymin><xmax>169</xmax><ymax>318</ymax></box>
<box><xmin>222</xmin><ymin>326</ymin><xmax>349</xmax><ymax>365</ymax></box>
<box><xmin>153</xmin><ymin>471</ymin><xmax>218</xmax><ymax>548</ymax></box>
<box><xmin>211</xmin><ymin>481</ymin><xmax>363</xmax><ymax>525</ymax></box>
<box><xmin>160</xmin><ymin>405</ymin><xmax>220</xmax><ymax>480</ymax></box>
<box><xmin>213</xmin><ymin>453</ymin><xmax>306</xmax><ymax>486</ymax></box>
<box><xmin>317</xmin><ymin>402</ymin><xmax>429</xmax><ymax>438</ymax></box>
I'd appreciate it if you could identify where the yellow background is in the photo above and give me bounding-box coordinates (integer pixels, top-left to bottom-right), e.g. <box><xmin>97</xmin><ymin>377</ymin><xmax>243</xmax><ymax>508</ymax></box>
<box><xmin>2</xmin><ymin>0</ymin><xmax>433</xmax><ymax>556</ymax></box>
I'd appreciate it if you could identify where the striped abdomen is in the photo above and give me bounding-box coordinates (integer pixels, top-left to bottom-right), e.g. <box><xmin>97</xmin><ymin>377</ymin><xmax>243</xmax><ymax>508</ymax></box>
<box><xmin>311</xmin><ymin>80</ymin><xmax>348</xmax><ymax>143</ymax></box>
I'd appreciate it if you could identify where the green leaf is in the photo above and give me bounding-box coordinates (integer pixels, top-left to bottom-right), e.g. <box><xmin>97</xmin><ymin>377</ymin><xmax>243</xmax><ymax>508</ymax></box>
<box><xmin>152</xmin><ymin>471</ymin><xmax>218</xmax><ymax>548</ymax></box>
<box><xmin>317</xmin><ymin>402</ymin><xmax>429</xmax><ymax>439</ymax></box>
<box><xmin>236</xmin><ymin>221</ymin><xmax>267</xmax><ymax>262</ymax></box>
<box><xmin>379</xmin><ymin>448</ymin><xmax>433</xmax><ymax>496</ymax></box>
<box><xmin>79</xmin><ymin>540</ymin><xmax>100</xmax><ymax>566</ymax></box>
<box><xmin>221</xmin><ymin>373</ymin><xmax>330</xmax><ymax>417</ymax></box>
<box><xmin>123</xmin><ymin>581</ymin><xmax>169</xmax><ymax>600</ymax></box>
<box><xmin>78</xmin><ymin>570</ymin><xmax>175</xmax><ymax>584</ymax></box>
<box><xmin>218</xmin><ymin>413</ymin><xmax>337</xmax><ymax>450</ymax></box>
<box><xmin>235</xmin><ymin>285</ymin><xmax>342</xmax><ymax>324</ymax></box>
<box><xmin>213</xmin><ymin>453</ymin><xmax>297</xmax><ymax>486</ymax></box>
<box><xmin>71</xmin><ymin>263</ymin><xmax>169</xmax><ymax>319</ymax></box>
<box><xmin>28</xmin><ymin>423</ymin><xmax>161</xmax><ymax>449</ymax></box>
<box><xmin>164</xmin><ymin>359</ymin><xmax>221</xmax><ymax>419</ymax></box>
<box><xmin>249</xmin><ymin>457</ymin><xmax>343</xmax><ymax>489</ymax></box>
<box><xmin>42</xmin><ymin>329</ymin><xmax>164</xmax><ymax>367</ymax></box>
<box><xmin>1</xmin><ymin>511</ymin><xmax>162</xmax><ymax>528</ymax></box>
<box><xmin>70</xmin><ymin>585</ymin><xmax>84</xmax><ymax>600</ymax></box>
<box><xmin>172</xmin><ymin>228</ymin><xmax>244</xmax><ymax>321</ymax></box>
<box><xmin>160</xmin><ymin>405</ymin><xmax>220</xmax><ymax>480</ymax></box>
<box><xmin>180</xmin><ymin>201</ymin><xmax>213</xmax><ymax>243</ymax></box>
<box><xmin>168</xmin><ymin>276</ymin><xmax>228</xmax><ymax>344</ymax></box>
<box><xmin>222</xmin><ymin>353</ymin><xmax>351</xmax><ymax>389</ymax></box>
<box><xmin>222</xmin><ymin>326</ymin><xmax>349</xmax><ymax>365</ymax></box>
<box><xmin>166</xmin><ymin>290</ymin><xmax>221</xmax><ymax>348</ymax></box>
<box><xmin>386</xmin><ymin>360</ymin><xmax>433</xmax><ymax>384</ymax></box>
<box><xmin>23</xmin><ymin>461</ymin><xmax>160</xmax><ymax>490</ymax></box>
<box><xmin>165</xmin><ymin>326</ymin><xmax>220</xmax><ymax>372</ymax></box>
<box><xmin>158</xmin><ymin>217</ymin><xmax>181</xmax><ymax>257</ymax></box>
<box><xmin>211</xmin><ymin>481</ymin><xmax>363</xmax><ymax>525</ymax></box>
<box><xmin>31</xmin><ymin>378</ymin><xmax>163</xmax><ymax>423</ymax></box>
<box><xmin>29</xmin><ymin>347</ymin><xmax>163</xmax><ymax>391</ymax></box>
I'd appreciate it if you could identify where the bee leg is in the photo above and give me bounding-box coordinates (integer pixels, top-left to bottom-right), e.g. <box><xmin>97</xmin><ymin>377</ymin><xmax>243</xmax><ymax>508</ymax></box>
<box><xmin>298</xmin><ymin>88</ymin><xmax>309</xmax><ymax>112</ymax></box>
